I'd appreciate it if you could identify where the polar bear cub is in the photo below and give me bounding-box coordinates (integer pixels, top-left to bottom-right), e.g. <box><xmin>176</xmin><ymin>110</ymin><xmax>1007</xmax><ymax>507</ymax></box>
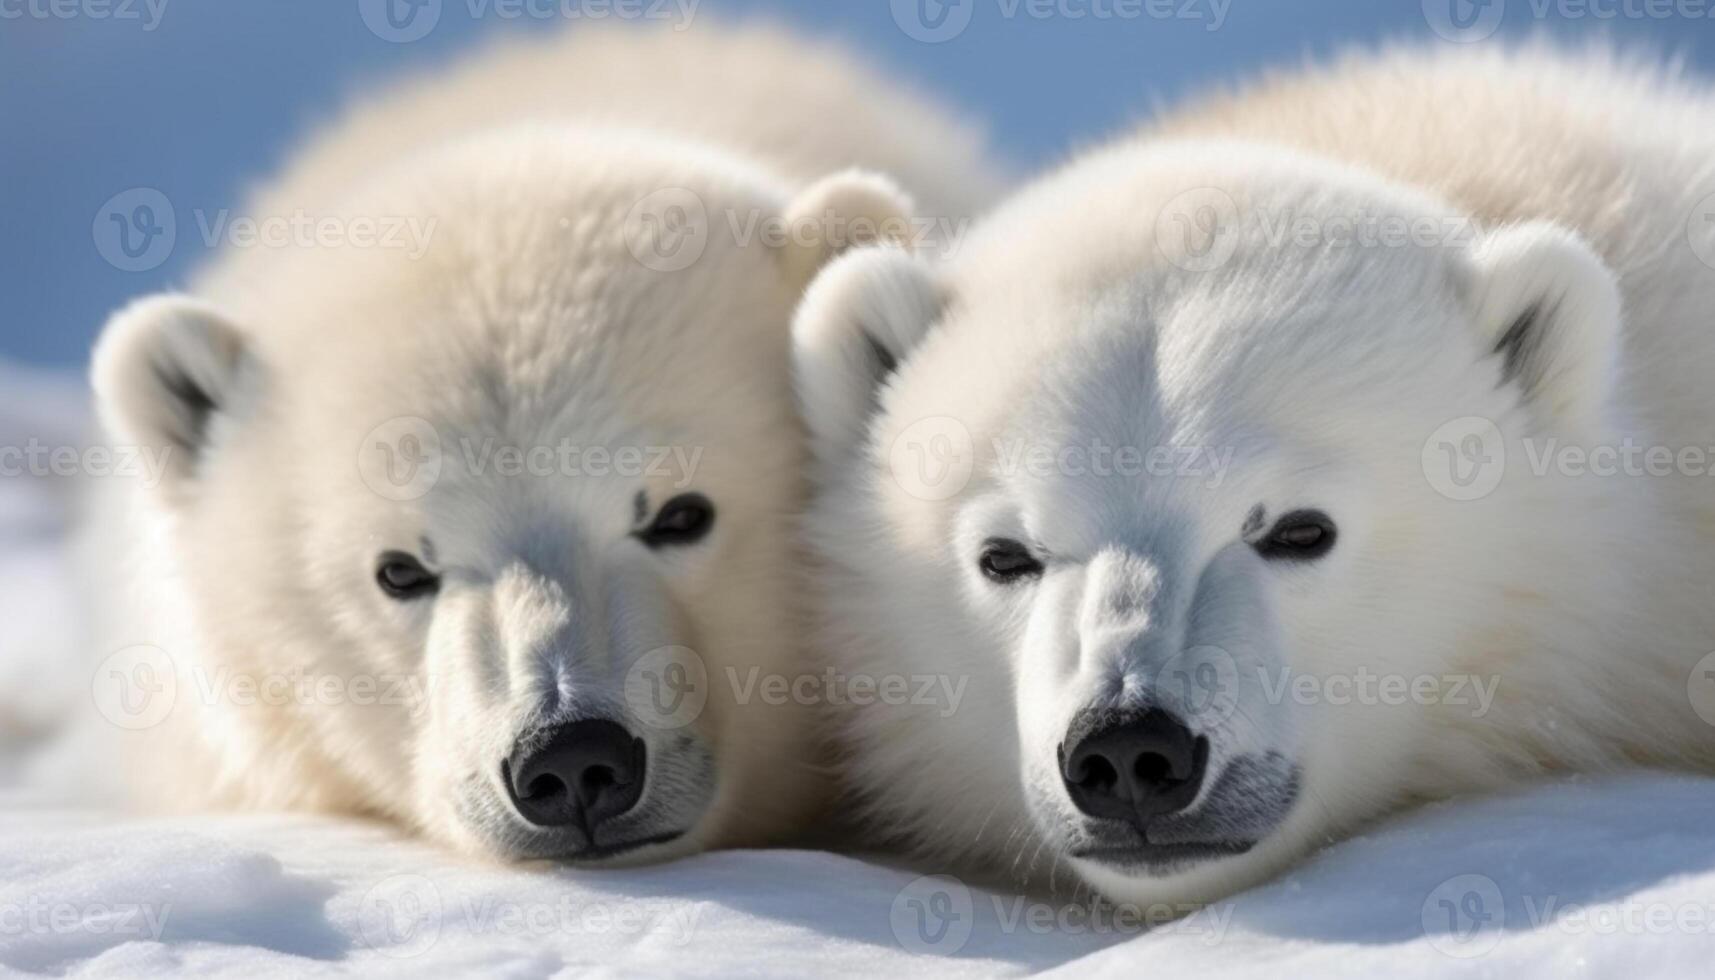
<box><xmin>794</xmin><ymin>46</ymin><xmax>1715</xmax><ymax>904</ymax></box>
<box><xmin>84</xmin><ymin>24</ymin><xmax>1003</xmax><ymax>864</ymax></box>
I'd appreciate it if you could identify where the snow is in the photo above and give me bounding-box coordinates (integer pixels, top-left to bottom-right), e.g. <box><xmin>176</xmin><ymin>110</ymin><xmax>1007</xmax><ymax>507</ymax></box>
<box><xmin>5</xmin><ymin>364</ymin><xmax>1715</xmax><ymax>978</ymax></box>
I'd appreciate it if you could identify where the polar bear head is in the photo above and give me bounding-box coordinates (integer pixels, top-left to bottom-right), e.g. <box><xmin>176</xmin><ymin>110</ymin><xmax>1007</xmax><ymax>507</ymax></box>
<box><xmin>793</xmin><ymin>140</ymin><xmax>1640</xmax><ymax>903</ymax></box>
<box><xmin>91</xmin><ymin>127</ymin><xmax>917</xmax><ymax>863</ymax></box>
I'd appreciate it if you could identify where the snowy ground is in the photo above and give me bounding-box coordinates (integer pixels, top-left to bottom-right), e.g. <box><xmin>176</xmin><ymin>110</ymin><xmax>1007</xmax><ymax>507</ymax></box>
<box><xmin>5</xmin><ymin>364</ymin><xmax>1715</xmax><ymax>978</ymax></box>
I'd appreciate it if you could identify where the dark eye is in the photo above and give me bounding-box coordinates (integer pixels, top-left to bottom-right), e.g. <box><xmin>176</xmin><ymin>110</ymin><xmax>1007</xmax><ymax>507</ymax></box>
<box><xmin>377</xmin><ymin>551</ymin><xmax>440</xmax><ymax>600</ymax></box>
<box><xmin>1253</xmin><ymin>510</ymin><xmax>1337</xmax><ymax>562</ymax></box>
<box><xmin>639</xmin><ymin>493</ymin><xmax>716</xmax><ymax>548</ymax></box>
<box><xmin>979</xmin><ymin>538</ymin><xmax>1045</xmax><ymax>584</ymax></box>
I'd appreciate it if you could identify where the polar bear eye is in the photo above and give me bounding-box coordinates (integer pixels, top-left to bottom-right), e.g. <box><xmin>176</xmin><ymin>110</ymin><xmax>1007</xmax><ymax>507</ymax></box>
<box><xmin>639</xmin><ymin>493</ymin><xmax>716</xmax><ymax>549</ymax></box>
<box><xmin>376</xmin><ymin>551</ymin><xmax>440</xmax><ymax>600</ymax></box>
<box><xmin>1254</xmin><ymin>510</ymin><xmax>1337</xmax><ymax>562</ymax></box>
<box><xmin>979</xmin><ymin>538</ymin><xmax>1045</xmax><ymax>584</ymax></box>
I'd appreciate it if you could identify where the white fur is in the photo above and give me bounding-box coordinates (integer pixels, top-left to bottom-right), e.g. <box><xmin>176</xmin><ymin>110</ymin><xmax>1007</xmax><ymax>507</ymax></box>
<box><xmin>796</xmin><ymin>45</ymin><xmax>1715</xmax><ymax>904</ymax></box>
<box><xmin>80</xmin><ymin>23</ymin><xmax>1004</xmax><ymax>864</ymax></box>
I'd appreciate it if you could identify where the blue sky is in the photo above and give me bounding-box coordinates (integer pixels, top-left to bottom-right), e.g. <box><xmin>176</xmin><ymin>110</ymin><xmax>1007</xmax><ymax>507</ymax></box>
<box><xmin>3</xmin><ymin>0</ymin><xmax>1711</xmax><ymax>365</ymax></box>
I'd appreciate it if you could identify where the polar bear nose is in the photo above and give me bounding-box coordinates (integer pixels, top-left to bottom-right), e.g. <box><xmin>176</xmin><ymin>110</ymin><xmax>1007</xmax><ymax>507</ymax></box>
<box><xmin>504</xmin><ymin>719</ymin><xmax>647</xmax><ymax>831</ymax></box>
<box><xmin>1059</xmin><ymin>709</ymin><xmax>1209</xmax><ymax>828</ymax></box>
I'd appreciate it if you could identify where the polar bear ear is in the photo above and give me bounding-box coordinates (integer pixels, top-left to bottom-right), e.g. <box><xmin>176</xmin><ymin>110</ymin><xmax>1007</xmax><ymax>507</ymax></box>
<box><xmin>779</xmin><ymin>169</ymin><xmax>917</xmax><ymax>289</ymax></box>
<box><xmin>791</xmin><ymin>246</ymin><xmax>944</xmax><ymax>467</ymax></box>
<box><xmin>91</xmin><ymin>294</ymin><xmax>257</xmax><ymax>496</ymax></box>
<box><xmin>1465</xmin><ymin>223</ymin><xmax>1624</xmax><ymax>437</ymax></box>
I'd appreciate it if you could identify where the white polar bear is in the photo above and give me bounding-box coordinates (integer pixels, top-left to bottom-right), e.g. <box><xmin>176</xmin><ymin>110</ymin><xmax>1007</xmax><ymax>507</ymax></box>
<box><xmin>81</xmin><ymin>23</ymin><xmax>1005</xmax><ymax>864</ymax></box>
<box><xmin>794</xmin><ymin>45</ymin><xmax>1715</xmax><ymax>906</ymax></box>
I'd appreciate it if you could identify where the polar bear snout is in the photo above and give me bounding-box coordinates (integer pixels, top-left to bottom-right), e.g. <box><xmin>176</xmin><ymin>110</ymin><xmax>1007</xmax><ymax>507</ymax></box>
<box><xmin>504</xmin><ymin>719</ymin><xmax>648</xmax><ymax>834</ymax></box>
<box><xmin>423</xmin><ymin>557</ymin><xmax>723</xmax><ymax>862</ymax></box>
<box><xmin>1014</xmin><ymin>542</ymin><xmax>1304</xmax><ymax>879</ymax></box>
<box><xmin>1059</xmin><ymin>708</ymin><xmax>1209</xmax><ymax>827</ymax></box>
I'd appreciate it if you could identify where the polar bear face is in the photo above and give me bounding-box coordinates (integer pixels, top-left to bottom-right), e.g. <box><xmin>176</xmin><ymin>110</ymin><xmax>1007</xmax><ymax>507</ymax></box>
<box><xmin>794</xmin><ymin>142</ymin><xmax>1628</xmax><ymax>902</ymax></box>
<box><xmin>92</xmin><ymin>129</ymin><xmax>915</xmax><ymax>863</ymax></box>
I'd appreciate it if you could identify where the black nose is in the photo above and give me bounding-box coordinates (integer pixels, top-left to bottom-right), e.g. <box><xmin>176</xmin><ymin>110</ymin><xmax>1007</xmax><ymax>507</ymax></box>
<box><xmin>505</xmin><ymin>719</ymin><xmax>646</xmax><ymax>831</ymax></box>
<box><xmin>1060</xmin><ymin>709</ymin><xmax>1209</xmax><ymax>828</ymax></box>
